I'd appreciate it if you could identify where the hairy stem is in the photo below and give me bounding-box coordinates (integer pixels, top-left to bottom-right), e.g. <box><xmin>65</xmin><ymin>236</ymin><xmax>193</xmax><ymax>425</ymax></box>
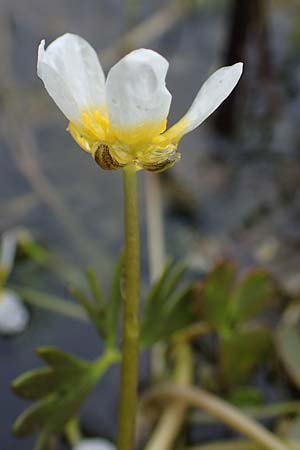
<box><xmin>117</xmin><ymin>166</ymin><xmax>141</xmax><ymax>450</ymax></box>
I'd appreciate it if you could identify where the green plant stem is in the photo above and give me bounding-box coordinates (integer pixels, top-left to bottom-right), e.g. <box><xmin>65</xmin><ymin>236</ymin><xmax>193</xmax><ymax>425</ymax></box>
<box><xmin>190</xmin><ymin>401</ymin><xmax>300</xmax><ymax>424</ymax></box>
<box><xmin>144</xmin><ymin>341</ymin><xmax>193</xmax><ymax>450</ymax></box>
<box><xmin>181</xmin><ymin>439</ymin><xmax>300</xmax><ymax>450</ymax></box>
<box><xmin>142</xmin><ymin>385</ymin><xmax>288</xmax><ymax>450</ymax></box>
<box><xmin>65</xmin><ymin>418</ymin><xmax>82</xmax><ymax>446</ymax></box>
<box><xmin>34</xmin><ymin>431</ymin><xmax>52</xmax><ymax>450</ymax></box>
<box><xmin>117</xmin><ymin>166</ymin><xmax>141</xmax><ymax>450</ymax></box>
<box><xmin>182</xmin><ymin>441</ymin><xmax>258</xmax><ymax>450</ymax></box>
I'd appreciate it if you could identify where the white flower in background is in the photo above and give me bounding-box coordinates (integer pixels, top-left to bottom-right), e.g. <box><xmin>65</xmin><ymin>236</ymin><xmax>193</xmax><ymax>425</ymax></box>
<box><xmin>0</xmin><ymin>289</ymin><xmax>29</xmax><ymax>335</ymax></box>
<box><xmin>0</xmin><ymin>229</ymin><xmax>19</xmax><ymax>286</ymax></box>
<box><xmin>73</xmin><ymin>438</ymin><xmax>116</xmax><ymax>450</ymax></box>
<box><xmin>0</xmin><ymin>229</ymin><xmax>31</xmax><ymax>335</ymax></box>
<box><xmin>37</xmin><ymin>33</ymin><xmax>243</xmax><ymax>172</ymax></box>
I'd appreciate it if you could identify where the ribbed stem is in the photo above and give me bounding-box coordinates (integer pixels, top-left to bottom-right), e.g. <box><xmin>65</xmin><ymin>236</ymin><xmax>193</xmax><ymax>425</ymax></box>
<box><xmin>117</xmin><ymin>166</ymin><xmax>141</xmax><ymax>450</ymax></box>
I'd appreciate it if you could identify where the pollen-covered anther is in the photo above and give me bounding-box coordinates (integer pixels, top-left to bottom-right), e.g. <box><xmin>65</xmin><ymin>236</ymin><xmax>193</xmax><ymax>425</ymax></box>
<box><xmin>142</xmin><ymin>151</ymin><xmax>181</xmax><ymax>173</ymax></box>
<box><xmin>93</xmin><ymin>142</ymin><xmax>125</xmax><ymax>170</ymax></box>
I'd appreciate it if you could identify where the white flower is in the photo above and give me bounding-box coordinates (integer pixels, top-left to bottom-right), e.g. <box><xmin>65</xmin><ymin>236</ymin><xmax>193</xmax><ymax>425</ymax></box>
<box><xmin>73</xmin><ymin>438</ymin><xmax>116</xmax><ymax>450</ymax></box>
<box><xmin>0</xmin><ymin>289</ymin><xmax>29</xmax><ymax>335</ymax></box>
<box><xmin>37</xmin><ymin>33</ymin><xmax>243</xmax><ymax>172</ymax></box>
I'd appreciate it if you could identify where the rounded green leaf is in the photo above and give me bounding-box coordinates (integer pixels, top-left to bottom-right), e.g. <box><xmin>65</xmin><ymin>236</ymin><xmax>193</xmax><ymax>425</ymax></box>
<box><xmin>231</xmin><ymin>270</ymin><xmax>275</xmax><ymax>324</ymax></box>
<box><xmin>220</xmin><ymin>326</ymin><xmax>272</xmax><ymax>387</ymax></box>
<box><xmin>194</xmin><ymin>261</ymin><xmax>236</xmax><ymax>331</ymax></box>
<box><xmin>276</xmin><ymin>304</ymin><xmax>300</xmax><ymax>389</ymax></box>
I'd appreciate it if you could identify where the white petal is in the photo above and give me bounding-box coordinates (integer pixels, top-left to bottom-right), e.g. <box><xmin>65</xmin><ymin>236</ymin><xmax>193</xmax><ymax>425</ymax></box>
<box><xmin>0</xmin><ymin>290</ymin><xmax>29</xmax><ymax>335</ymax></box>
<box><xmin>165</xmin><ymin>63</ymin><xmax>243</xmax><ymax>140</ymax></box>
<box><xmin>37</xmin><ymin>33</ymin><xmax>106</xmax><ymax>123</ymax></box>
<box><xmin>106</xmin><ymin>49</ymin><xmax>172</xmax><ymax>141</ymax></box>
<box><xmin>73</xmin><ymin>438</ymin><xmax>116</xmax><ymax>450</ymax></box>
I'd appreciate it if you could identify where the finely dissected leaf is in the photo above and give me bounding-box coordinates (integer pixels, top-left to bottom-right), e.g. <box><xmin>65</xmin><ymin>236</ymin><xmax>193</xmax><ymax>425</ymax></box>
<box><xmin>231</xmin><ymin>270</ymin><xmax>275</xmax><ymax>324</ymax></box>
<box><xmin>141</xmin><ymin>286</ymin><xmax>194</xmax><ymax>347</ymax></box>
<box><xmin>142</xmin><ymin>260</ymin><xmax>173</xmax><ymax>328</ymax></box>
<box><xmin>220</xmin><ymin>326</ymin><xmax>272</xmax><ymax>387</ymax></box>
<box><xmin>19</xmin><ymin>239</ymin><xmax>85</xmax><ymax>287</ymax></box>
<box><xmin>154</xmin><ymin>287</ymin><xmax>195</xmax><ymax>343</ymax></box>
<box><xmin>276</xmin><ymin>305</ymin><xmax>300</xmax><ymax>389</ymax></box>
<box><xmin>105</xmin><ymin>253</ymin><xmax>124</xmax><ymax>347</ymax></box>
<box><xmin>69</xmin><ymin>287</ymin><xmax>105</xmax><ymax>336</ymax></box>
<box><xmin>13</xmin><ymin>371</ymin><xmax>95</xmax><ymax>437</ymax></box>
<box><xmin>70</xmin><ymin>254</ymin><xmax>124</xmax><ymax>343</ymax></box>
<box><xmin>140</xmin><ymin>261</ymin><xmax>187</xmax><ymax>346</ymax></box>
<box><xmin>12</xmin><ymin>348</ymin><xmax>118</xmax><ymax>439</ymax></box>
<box><xmin>194</xmin><ymin>261</ymin><xmax>236</xmax><ymax>332</ymax></box>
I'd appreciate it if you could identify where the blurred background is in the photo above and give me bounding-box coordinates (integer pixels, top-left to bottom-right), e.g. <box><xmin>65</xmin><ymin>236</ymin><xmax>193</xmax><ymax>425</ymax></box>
<box><xmin>0</xmin><ymin>0</ymin><xmax>300</xmax><ymax>449</ymax></box>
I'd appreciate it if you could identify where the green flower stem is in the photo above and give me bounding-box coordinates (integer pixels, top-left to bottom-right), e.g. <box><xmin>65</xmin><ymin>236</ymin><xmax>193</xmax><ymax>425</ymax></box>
<box><xmin>117</xmin><ymin>166</ymin><xmax>141</xmax><ymax>450</ymax></box>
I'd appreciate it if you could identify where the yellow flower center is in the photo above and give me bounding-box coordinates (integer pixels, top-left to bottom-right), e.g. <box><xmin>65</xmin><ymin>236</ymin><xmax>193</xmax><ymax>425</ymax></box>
<box><xmin>67</xmin><ymin>108</ymin><xmax>184</xmax><ymax>172</ymax></box>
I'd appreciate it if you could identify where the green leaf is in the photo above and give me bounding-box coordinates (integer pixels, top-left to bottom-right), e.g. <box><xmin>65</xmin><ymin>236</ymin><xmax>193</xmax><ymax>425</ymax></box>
<box><xmin>19</xmin><ymin>239</ymin><xmax>51</xmax><ymax>266</ymax></box>
<box><xmin>37</xmin><ymin>347</ymin><xmax>89</xmax><ymax>370</ymax></box>
<box><xmin>12</xmin><ymin>348</ymin><xmax>117</xmax><ymax>439</ymax></box>
<box><xmin>13</xmin><ymin>286</ymin><xmax>86</xmax><ymax>321</ymax></box>
<box><xmin>276</xmin><ymin>304</ymin><xmax>300</xmax><ymax>389</ymax></box>
<box><xmin>155</xmin><ymin>287</ymin><xmax>195</xmax><ymax>343</ymax></box>
<box><xmin>13</xmin><ymin>371</ymin><xmax>94</xmax><ymax>437</ymax></box>
<box><xmin>194</xmin><ymin>261</ymin><xmax>236</xmax><ymax>332</ymax></box>
<box><xmin>69</xmin><ymin>287</ymin><xmax>105</xmax><ymax>336</ymax></box>
<box><xmin>85</xmin><ymin>268</ymin><xmax>104</xmax><ymax>308</ymax></box>
<box><xmin>105</xmin><ymin>252</ymin><xmax>124</xmax><ymax>347</ymax></box>
<box><xmin>12</xmin><ymin>368</ymin><xmax>56</xmax><ymax>400</ymax></box>
<box><xmin>220</xmin><ymin>326</ymin><xmax>272</xmax><ymax>387</ymax></box>
<box><xmin>141</xmin><ymin>286</ymin><xmax>194</xmax><ymax>347</ymax></box>
<box><xmin>231</xmin><ymin>270</ymin><xmax>275</xmax><ymax>324</ymax></box>
<box><xmin>227</xmin><ymin>387</ymin><xmax>263</xmax><ymax>407</ymax></box>
<box><xmin>13</xmin><ymin>400</ymin><xmax>51</xmax><ymax>437</ymax></box>
<box><xmin>140</xmin><ymin>261</ymin><xmax>187</xmax><ymax>346</ymax></box>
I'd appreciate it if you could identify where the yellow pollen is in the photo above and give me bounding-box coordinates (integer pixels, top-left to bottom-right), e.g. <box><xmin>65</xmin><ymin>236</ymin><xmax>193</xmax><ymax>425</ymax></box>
<box><xmin>68</xmin><ymin>108</ymin><xmax>187</xmax><ymax>171</ymax></box>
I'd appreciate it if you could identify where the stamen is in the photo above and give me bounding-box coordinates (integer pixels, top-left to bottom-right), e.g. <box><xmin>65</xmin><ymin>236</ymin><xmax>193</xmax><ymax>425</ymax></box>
<box><xmin>93</xmin><ymin>143</ymin><xmax>125</xmax><ymax>170</ymax></box>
